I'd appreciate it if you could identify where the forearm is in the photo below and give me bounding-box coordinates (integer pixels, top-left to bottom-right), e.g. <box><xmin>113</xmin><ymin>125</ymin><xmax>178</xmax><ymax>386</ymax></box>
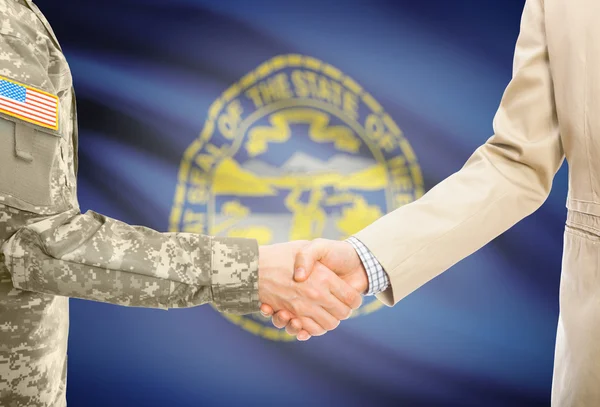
<box><xmin>1</xmin><ymin>209</ymin><xmax>259</xmax><ymax>313</ymax></box>
<box><xmin>356</xmin><ymin>148</ymin><xmax>554</xmax><ymax>305</ymax></box>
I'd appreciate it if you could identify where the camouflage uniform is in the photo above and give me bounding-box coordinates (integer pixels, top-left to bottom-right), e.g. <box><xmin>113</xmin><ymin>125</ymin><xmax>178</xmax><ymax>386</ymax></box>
<box><xmin>0</xmin><ymin>0</ymin><xmax>259</xmax><ymax>405</ymax></box>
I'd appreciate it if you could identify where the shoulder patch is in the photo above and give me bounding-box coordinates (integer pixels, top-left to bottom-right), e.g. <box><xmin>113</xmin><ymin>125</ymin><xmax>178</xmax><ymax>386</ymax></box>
<box><xmin>0</xmin><ymin>76</ymin><xmax>59</xmax><ymax>130</ymax></box>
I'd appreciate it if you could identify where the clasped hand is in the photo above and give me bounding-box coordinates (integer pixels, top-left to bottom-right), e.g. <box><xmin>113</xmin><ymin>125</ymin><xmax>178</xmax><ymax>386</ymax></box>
<box><xmin>258</xmin><ymin>239</ymin><xmax>368</xmax><ymax>341</ymax></box>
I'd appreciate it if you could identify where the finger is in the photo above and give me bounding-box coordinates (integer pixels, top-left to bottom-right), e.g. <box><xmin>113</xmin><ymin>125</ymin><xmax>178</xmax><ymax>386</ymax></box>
<box><xmin>325</xmin><ymin>268</ymin><xmax>363</xmax><ymax>310</ymax></box>
<box><xmin>297</xmin><ymin>330</ymin><xmax>312</xmax><ymax>341</ymax></box>
<box><xmin>285</xmin><ymin>318</ymin><xmax>303</xmax><ymax>336</ymax></box>
<box><xmin>272</xmin><ymin>310</ymin><xmax>293</xmax><ymax>329</ymax></box>
<box><xmin>322</xmin><ymin>297</ymin><xmax>353</xmax><ymax>321</ymax></box>
<box><xmin>297</xmin><ymin>317</ymin><xmax>327</xmax><ymax>337</ymax></box>
<box><xmin>309</xmin><ymin>264</ymin><xmax>357</xmax><ymax>319</ymax></box>
<box><xmin>260</xmin><ymin>304</ymin><xmax>274</xmax><ymax>317</ymax></box>
<box><xmin>305</xmin><ymin>307</ymin><xmax>340</xmax><ymax>332</ymax></box>
<box><xmin>294</xmin><ymin>239</ymin><xmax>328</xmax><ymax>282</ymax></box>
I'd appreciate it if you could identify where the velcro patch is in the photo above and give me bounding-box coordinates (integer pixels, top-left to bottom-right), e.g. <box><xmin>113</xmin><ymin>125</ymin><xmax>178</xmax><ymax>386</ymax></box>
<box><xmin>0</xmin><ymin>76</ymin><xmax>59</xmax><ymax>130</ymax></box>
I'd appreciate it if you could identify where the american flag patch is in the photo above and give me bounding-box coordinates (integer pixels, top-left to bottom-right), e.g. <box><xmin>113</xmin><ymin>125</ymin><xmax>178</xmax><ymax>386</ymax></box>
<box><xmin>0</xmin><ymin>76</ymin><xmax>59</xmax><ymax>130</ymax></box>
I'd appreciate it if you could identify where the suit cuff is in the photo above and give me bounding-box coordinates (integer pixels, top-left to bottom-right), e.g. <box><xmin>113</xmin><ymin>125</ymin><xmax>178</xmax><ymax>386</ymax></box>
<box><xmin>210</xmin><ymin>237</ymin><xmax>259</xmax><ymax>315</ymax></box>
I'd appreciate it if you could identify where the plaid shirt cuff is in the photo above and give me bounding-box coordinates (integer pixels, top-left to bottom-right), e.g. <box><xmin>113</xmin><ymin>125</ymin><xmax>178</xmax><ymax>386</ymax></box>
<box><xmin>346</xmin><ymin>236</ymin><xmax>390</xmax><ymax>296</ymax></box>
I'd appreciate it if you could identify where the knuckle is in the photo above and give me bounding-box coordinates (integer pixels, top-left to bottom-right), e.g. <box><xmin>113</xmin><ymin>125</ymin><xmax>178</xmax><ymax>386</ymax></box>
<box><xmin>300</xmin><ymin>246</ymin><xmax>313</xmax><ymax>258</ymax></box>
<box><xmin>297</xmin><ymin>250</ymin><xmax>308</xmax><ymax>261</ymax></box>
<box><xmin>305</xmin><ymin>287</ymin><xmax>320</xmax><ymax>301</ymax></box>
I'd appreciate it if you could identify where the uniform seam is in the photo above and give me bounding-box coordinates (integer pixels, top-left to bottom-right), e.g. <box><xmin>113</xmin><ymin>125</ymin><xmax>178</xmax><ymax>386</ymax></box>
<box><xmin>209</xmin><ymin>236</ymin><xmax>218</xmax><ymax>305</ymax></box>
<box><xmin>0</xmin><ymin>189</ymin><xmax>57</xmax><ymax>207</ymax></box>
<box><xmin>166</xmin><ymin>280</ymin><xmax>175</xmax><ymax>307</ymax></box>
<box><xmin>1</xmin><ymin>33</ymin><xmax>28</xmax><ymax>43</ymax></box>
<box><xmin>9</xmin><ymin>233</ymin><xmax>26</xmax><ymax>290</ymax></box>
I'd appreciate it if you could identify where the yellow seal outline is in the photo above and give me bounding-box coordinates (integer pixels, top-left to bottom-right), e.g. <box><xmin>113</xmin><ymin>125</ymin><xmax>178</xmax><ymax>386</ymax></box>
<box><xmin>170</xmin><ymin>54</ymin><xmax>424</xmax><ymax>341</ymax></box>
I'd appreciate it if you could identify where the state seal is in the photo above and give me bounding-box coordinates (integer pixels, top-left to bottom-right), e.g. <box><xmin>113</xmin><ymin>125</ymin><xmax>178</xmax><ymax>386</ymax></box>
<box><xmin>170</xmin><ymin>54</ymin><xmax>423</xmax><ymax>341</ymax></box>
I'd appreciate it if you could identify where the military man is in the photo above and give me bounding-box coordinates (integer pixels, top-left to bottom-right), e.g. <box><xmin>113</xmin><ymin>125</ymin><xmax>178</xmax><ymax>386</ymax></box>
<box><xmin>0</xmin><ymin>1</ymin><xmax>364</xmax><ymax>405</ymax></box>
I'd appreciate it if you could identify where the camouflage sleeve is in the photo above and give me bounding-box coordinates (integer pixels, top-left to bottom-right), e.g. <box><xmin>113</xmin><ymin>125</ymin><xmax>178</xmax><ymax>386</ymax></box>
<box><xmin>1</xmin><ymin>209</ymin><xmax>259</xmax><ymax>314</ymax></box>
<box><xmin>0</xmin><ymin>1</ymin><xmax>258</xmax><ymax>315</ymax></box>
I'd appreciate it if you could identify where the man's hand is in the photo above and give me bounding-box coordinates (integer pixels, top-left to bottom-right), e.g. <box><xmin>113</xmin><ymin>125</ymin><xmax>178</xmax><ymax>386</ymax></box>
<box><xmin>260</xmin><ymin>239</ymin><xmax>369</xmax><ymax>340</ymax></box>
<box><xmin>258</xmin><ymin>241</ymin><xmax>363</xmax><ymax>336</ymax></box>
<box><xmin>296</xmin><ymin>239</ymin><xmax>368</xmax><ymax>292</ymax></box>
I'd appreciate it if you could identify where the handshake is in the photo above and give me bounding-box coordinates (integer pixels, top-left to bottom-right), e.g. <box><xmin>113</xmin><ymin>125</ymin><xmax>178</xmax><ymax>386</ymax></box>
<box><xmin>257</xmin><ymin>239</ymin><xmax>370</xmax><ymax>341</ymax></box>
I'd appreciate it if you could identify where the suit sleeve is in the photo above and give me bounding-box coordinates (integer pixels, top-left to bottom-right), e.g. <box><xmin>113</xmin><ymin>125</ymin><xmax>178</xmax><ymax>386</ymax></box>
<box><xmin>354</xmin><ymin>0</ymin><xmax>564</xmax><ymax>306</ymax></box>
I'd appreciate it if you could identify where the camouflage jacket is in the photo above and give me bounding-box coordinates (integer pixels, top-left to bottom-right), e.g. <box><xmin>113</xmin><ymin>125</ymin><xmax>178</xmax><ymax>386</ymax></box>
<box><xmin>0</xmin><ymin>1</ymin><xmax>259</xmax><ymax>405</ymax></box>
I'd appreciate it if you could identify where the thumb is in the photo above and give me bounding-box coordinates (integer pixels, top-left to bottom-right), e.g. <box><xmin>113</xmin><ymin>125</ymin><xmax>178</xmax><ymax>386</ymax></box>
<box><xmin>294</xmin><ymin>239</ymin><xmax>327</xmax><ymax>282</ymax></box>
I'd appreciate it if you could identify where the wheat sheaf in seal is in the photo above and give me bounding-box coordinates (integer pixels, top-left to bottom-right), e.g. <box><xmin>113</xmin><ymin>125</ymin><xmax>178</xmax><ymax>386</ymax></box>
<box><xmin>170</xmin><ymin>54</ymin><xmax>423</xmax><ymax>341</ymax></box>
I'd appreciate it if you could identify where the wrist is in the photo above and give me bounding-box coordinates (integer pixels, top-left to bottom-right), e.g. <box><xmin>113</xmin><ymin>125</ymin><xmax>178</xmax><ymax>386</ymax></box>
<box><xmin>355</xmin><ymin>263</ymin><xmax>369</xmax><ymax>294</ymax></box>
<box><xmin>342</xmin><ymin>240</ymin><xmax>369</xmax><ymax>294</ymax></box>
<box><xmin>257</xmin><ymin>245</ymin><xmax>270</xmax><ymax>304</ymax></box>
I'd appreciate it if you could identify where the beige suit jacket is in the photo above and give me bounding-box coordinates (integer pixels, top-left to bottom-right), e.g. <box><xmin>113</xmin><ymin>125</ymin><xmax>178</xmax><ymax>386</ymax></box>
<box><xmin>356</xmin><ymin>0</ymin><xmax>600</xmax><ymax>405</ymax></box>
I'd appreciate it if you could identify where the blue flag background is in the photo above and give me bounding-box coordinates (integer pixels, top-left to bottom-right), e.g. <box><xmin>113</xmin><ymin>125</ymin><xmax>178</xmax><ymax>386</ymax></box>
<box><xmin>33</xmin><ymin>0</ymin><xmax>567</xmax><ymax>405</ymax></box>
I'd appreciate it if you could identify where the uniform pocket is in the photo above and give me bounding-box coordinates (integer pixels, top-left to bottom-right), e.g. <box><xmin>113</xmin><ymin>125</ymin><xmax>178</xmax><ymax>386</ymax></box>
<box><xmin>0</xmin><ymin>115</ymin><xmax>65</xmax><ymax>213</ymax></box>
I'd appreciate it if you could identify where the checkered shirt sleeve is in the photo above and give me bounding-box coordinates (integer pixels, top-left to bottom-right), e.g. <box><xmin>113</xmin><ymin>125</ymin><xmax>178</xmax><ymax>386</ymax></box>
<box><xmin>346</xmin><ymin>236</ymin><xmax>390</xmax><ymax>296</ymax></box>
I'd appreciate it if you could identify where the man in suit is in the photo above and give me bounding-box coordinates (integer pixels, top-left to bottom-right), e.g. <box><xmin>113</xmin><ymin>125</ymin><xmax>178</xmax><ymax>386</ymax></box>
<box><xmin>263</xmin><ymin>0</ymin><xmax>598</xmax><ymax>404</ymax></box>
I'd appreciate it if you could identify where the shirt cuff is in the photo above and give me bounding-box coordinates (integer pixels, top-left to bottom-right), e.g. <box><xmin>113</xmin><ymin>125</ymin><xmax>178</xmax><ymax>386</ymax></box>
<box><xmin>346</xmin><ymin>236</ymin><xmax>390</xmax><ymax>296</ymax></box>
